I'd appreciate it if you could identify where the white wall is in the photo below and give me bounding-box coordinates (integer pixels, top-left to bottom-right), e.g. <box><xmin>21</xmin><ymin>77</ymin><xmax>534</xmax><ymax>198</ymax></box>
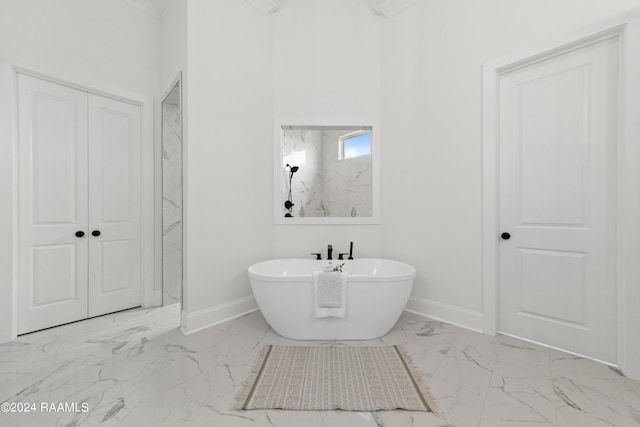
<box><xmin>0</xmin><ymin>0</ymin><xmax>159</xmax><ymax>96</ymax></box>
<box><xmin>182</xmin><ymin>0</ymin><xmax>383</xmax><ymax>330</ymax></box>
<box><xmin>0</xmin><ymin>0</ymin><xmax>160</xmax><ymax>342</ymax></box>
<box><xmin>183</xmin><ymin>0</ymin><xmax>640</xmax><ymax>334</ymax></box>
<box><xmin>159</xmin><ymin>0</ymin><xmax>187</xmax><ymax>308</ymax></box>
<box><xmin>160</xmin><ymin>0</ymin><xmax>187</xmax><ymax>92</ymax></box>
<box><xmin>381</xmin><ymin>0</ymin><xmax>640</xmax><ymax>325</ymax></box>
<box><xmin>184</xmin><ymin>0</ymin><xmax>273</xmax><ymax>322</ymax></box>
<box><xmin>0</xmin><ymin>61</ymin><xmax>15</xmax><ymax>343</ymax></box>
<box><xmin>272</xmin><ymin>0</ymin><xmax>383</xmax><ymax>259</ymax></box>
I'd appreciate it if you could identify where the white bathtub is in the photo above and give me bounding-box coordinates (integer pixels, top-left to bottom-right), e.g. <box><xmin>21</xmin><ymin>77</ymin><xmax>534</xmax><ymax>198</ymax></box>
<box><xmin>248</xmin><ymin>258</ymin><xmax>416</xmax><ymax>340</ymax></box>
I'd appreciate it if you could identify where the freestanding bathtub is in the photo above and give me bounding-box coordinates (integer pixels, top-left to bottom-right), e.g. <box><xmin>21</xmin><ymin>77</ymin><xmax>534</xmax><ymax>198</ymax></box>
<box><xmin>248</xmin><ymin>259</ymin><xmax>416</xmax><ymax>340</ymax></box>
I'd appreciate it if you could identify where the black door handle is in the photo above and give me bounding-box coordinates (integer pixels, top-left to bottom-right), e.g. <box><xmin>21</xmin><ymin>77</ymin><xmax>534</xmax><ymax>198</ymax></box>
<box><xmin>91</xmin><ymin>230</ymin><xmax>101</xmax><ymax>237</ymax></box>
<box><xmin>75</xmin><ymin>231</ymin><xmax>85</xmax><ymax>238</ymax></box>
<box><xmin>501</xmin><ymin>232</ymin><xmax>511</xmax><ymax>240</ymax></box>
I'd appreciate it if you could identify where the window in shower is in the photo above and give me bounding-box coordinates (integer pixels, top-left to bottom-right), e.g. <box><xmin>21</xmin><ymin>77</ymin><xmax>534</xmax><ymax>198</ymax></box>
<box><xmin>339</xmin><ymin>130</ymin><xmax>371</xmax><ymax>160</ymax></box>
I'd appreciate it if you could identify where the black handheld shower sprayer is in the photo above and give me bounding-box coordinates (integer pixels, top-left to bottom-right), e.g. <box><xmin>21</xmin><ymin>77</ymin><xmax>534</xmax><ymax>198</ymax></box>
<box><xmin>284</xmin><ymin>163</ymin><xmax>299</xmax><ymax>217</ymax></box>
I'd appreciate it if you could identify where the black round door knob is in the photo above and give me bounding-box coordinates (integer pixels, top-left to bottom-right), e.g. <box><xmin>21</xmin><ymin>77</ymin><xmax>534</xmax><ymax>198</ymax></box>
<box><xmin>75</xmin><ymin>231</ymin><xmax>85</xmax><ymax>238</ymax></box>
<box><xmin>501</xmin><ymin>232</ymin><xmax>511</xmax><ymax>240</ymax></box>
<box><xmin>91</xmin><ymin>230</ymin><xmax>101</xmax><ymax>237</ymax></box>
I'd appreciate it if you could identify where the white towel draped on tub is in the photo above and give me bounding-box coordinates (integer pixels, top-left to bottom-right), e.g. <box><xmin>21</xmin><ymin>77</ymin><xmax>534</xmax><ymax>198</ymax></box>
<box><xmin>313</xmin><ymin>271</ymin><xmax>348</xmax><ymax>318</ymax></box>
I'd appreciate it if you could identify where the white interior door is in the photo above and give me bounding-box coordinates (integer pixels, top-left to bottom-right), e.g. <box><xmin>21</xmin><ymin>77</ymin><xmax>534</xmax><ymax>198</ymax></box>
<box><xmin>87</xmin><ymin>94</ymin><xmax>141</xmax><ymax>317</ymax></box>
<box><xmin>498</xmin><ymin>37</ymin><xmax>618</xmax><ymax>363</ymax></box>
<box><xmin>17</xmin><ymin>74</ymin><xmax>89</xmax><ymax>334</ymax></box>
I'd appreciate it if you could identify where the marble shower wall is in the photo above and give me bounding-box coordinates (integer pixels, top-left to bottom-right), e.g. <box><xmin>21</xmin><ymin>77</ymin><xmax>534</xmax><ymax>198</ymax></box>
<box><xmin>281</xmin><ymin>128</ymin><xmax>372</xmax><ymax>217</ymax></box>
<box><xmin>281</xmin><ymin>129</ymin><xmax>323</xmax><ymax>217</ymax></box>
<box><xmin>162</xmin><ymin>102</ymin><xmax>182</xmax><ymax>306</ymax></box>
<box><xmin>321</xmin><ymin>130</ymin><xmax>372</xmax><ymax>217</ymax></box>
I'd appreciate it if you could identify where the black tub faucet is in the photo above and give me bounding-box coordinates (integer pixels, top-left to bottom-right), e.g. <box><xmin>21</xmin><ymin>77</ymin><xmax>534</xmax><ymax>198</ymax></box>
<box><xmin>327</xmin><ymin>244</ymin><xmax>333</xmax><ymax>260</ymax></box>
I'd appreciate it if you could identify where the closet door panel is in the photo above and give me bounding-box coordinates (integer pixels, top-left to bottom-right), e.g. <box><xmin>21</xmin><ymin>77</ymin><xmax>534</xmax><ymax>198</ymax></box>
<box><xmin>88</xmin><ymin>94</ymin><xmax>141</xmax><ymax>317</ymax></box>
<box><xmin>17</xmin><ymin>74</ymin><xmax>89</xmax><ymax>334</ymax></box>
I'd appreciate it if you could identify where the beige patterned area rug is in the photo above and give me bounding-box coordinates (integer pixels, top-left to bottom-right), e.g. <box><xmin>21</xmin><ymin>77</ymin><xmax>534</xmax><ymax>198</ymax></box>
<box><xmin>233</xmin><ymin>345</ymin><xmax>441</xmax><ymax>415</ymax></box>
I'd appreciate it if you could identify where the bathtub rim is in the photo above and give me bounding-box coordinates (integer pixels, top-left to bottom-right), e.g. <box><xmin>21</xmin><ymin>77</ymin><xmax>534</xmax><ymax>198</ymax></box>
<box><xmin>248</xmin><ymin>258</ymin><xmax>416</xmax><ymax>283</ymax></box>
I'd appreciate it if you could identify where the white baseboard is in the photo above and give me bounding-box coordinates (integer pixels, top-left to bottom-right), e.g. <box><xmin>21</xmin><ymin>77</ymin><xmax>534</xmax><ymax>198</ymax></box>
<box><xmin>181</xmin><ymin>296</ymin><xmax>259</xmax><ymax>335</ymax></box>
<box><xmin>404</xmin><ymin>296</ymin><xmax>484</xmax><ymax>333</ymax></box>
<box><xmin>179</xmin><ymin>295</ymin><xmax>482</xmax><ymax>336</ymax></box>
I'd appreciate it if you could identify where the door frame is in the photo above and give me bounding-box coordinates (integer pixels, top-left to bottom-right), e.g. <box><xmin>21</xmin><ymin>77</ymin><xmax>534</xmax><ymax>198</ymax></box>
<box><xmin>0</xmin><ymin>61</ymin><xmax>155</xmax><ymax>342</ymax></box>
<box><xmin>482</xmin><ymin>13</ymin><xmax>640</xmax><ymax>380</ymax></box>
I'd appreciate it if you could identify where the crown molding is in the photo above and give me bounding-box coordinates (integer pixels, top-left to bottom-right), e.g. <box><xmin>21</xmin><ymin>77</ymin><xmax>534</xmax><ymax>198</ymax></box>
<box><xmin>121</xmin><ymin>0</ymin><xmax>169</xmax><ymax>20</ymax></box>
<box><xmin>122</xmin><ymin>0</ymin><xmax>417</xmax><ymax>20</ymax></box>
<box><xmin>374</xmin><ymin>0</ymin><xmax>420</xmax><ymax>18</ymax></box>
<box><xmin>243</xmin><ymin>0</ymin><xmax>283</xmax><ymax>15</ymax></box>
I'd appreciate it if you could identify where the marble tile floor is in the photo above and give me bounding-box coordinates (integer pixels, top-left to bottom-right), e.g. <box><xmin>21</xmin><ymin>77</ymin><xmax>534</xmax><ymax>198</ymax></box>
<box><xmin>0</xmin><ymin>304</ymin><xmax>638</xmax><ymax>427</ymax></box>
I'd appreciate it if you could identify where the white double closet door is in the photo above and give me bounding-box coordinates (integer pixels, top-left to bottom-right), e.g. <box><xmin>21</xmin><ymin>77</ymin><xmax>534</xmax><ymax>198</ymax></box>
<box><xmin>18</xmin><ymin>74</ymin><xmax>142</xmax><ymax>334</ymax></box>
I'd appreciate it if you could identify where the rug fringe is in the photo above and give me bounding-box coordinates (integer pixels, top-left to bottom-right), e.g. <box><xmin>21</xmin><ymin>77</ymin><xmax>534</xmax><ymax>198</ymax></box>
<box><xmin>396</xmin><ymin>345</ymin><xmax>443</xmax><ymax>418</ymax></box>
<box><xmin>232</xmin><ymin>344</ymin><xmax>272</xmax><ymax>410</ymax></box>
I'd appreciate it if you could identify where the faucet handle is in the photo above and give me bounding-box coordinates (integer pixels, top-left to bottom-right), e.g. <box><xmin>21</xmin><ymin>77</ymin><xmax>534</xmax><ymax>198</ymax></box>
<box><xmin>311</xmin><ymin>253</ymin><xmax>322</xmax><ymax>260</ymax></box>
<box><xmin>338</xmin><ymin>253</ymin><xmax>349</xmax><ymax>260</ymax></box>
